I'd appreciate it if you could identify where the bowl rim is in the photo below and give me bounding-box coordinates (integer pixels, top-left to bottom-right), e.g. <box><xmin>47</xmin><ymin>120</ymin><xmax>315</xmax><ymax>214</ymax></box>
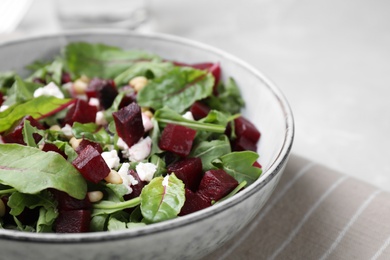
<box><xmin>0</xmin><ymin>30</ymin><xmax>294</xmax><ymax>243</ymax></box>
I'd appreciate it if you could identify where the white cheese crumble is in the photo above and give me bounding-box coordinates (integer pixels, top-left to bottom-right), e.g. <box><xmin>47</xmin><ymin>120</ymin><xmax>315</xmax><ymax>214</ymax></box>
<box><xmin>95</xmin><ymin>111</ymin><xmax>107</xmax><ymax>125</ymax></box>
<box><xmin>142</xmin><ymin>112</ymin><xmax>153</xmax><ymax>132</ymax></box>
<box><xmin>162</xmin><ymin>174</ymin><xmax>170</xmax><ymax>187</ymax></box>
<box><xmin>33</xmin><ymin>82</ymin><xmax>64</xmax><ymax>99</ymax></box>
<box><xmin>89</xmin><ymin>97</ymin><xmax>100</xmax><ymax>108</ymax></box>
<box><xmin>117</xmin><ymin>163</ymin><xmax>139</xmax><ymax>195</ymax></box>
<box><xmin>0</xmin><ymin>105</ymin><xmax>9</xmax><ymax>112</ymax></box>
<box><xmin>61</xmin><ymin>124</ymin><xmax>73</xmax><ymax>138</ymax></box>
<box><xmin>118</xmin><ymin>136</ymin><xmax>152</xmax><ymax>162</ymax></box>
<box><xmin>101</xmin><ymin>150</ymin><xmax>120</xmax><ymax>170</ymax></box>
<box><xmin>136</xmin><ymin>162</ymin><xmax>157</xmax><ymax>182</ymax></box>
<box><xmin>182</xmin><ymin>111</ymin><xmax>194</xmax><ymax>121</ymax></box>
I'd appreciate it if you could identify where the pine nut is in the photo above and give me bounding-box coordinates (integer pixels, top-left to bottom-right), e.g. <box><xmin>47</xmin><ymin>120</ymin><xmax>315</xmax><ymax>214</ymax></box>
<box><xmin>87</xmin><ymin>191</ymin><xmax>104</xmax><ymax>203</ymax></box>
<box><xmin>69</xmin><ymin>137</ymin><xmax>82</xmax><ymax>150</ymax></box>
<box><xmin>73</xmin><ymin>77</ymin><xmax>89</xmax><ymax>94</ymax></box>
<box><xmin>129</xmin><ymin>76</ymin><xmax>148</xmax><ymax>92</ymax></box>
<box><xmin>143</xmin><ymin>110</ymin><xmax>154</xmax><ymax>119</ymax></box>
<box><xmin>0</xmin><ymin>198</ymin><xmax>5</xmax><ymax>217</ymax></box>
<box><xmin>104</xmin><ymin>170</ymin><xmax>123</xmax><ymax>184</ymax></box>
<box><xmin>49</xmin><ymin>125</ymin><xmax>61</xmax><ymax>131</ymax></box>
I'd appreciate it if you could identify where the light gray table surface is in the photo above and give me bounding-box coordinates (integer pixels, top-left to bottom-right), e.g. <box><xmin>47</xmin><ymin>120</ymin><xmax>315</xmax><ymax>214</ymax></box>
<box><xmin>1</xmin><ymin>0</ymin><xmax>390</xmax><ymax>191</ymax></box>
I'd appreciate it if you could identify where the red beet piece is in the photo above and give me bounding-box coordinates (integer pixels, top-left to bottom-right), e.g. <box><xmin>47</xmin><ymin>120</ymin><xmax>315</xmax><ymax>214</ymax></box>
<box><xmin>159</xmin><ymin>124</ymin><xmax>197</xmax><ymax>157</ymax></box>
<box><xmin>54</xmin><ymin>210</ymin><xmax>91</xmax><ymax>233</ymax></box>
<box><xmin>190</xmin><ymin>101</ymin><xmax>211</xmax><ymax>120</ymax></box>
<box><xmin>124</xmin><ymin>170</ymin><xmax>147</xmax><ymax>200</ymax></box>
<box><xmin>61</xmin><ymin>72</ymin><xmax>72</xmax><ymax>84</ymax></box>
<box><xmin>72</xmin><ymin>145</ymin><xmax>110</xmax><ymax>183</ymax></box>
<box><xmin>192</xmin><ymin>62</ymin><xmax>221</xmax><ymax>93</ymax></box>
<box><xmin>0</xmin><ymin>92</ymin><xmax>4</xmax><ymax>106</ymax></box>
<box><xmin>234</xmin><ymin>116</ymin><xmax>261</xmax><ymax>143</ymax></box>
<box><xmin>86</xmin><ymin>78</ymin><xmax>118</xmax><ymax>109</ymax></box>
<box><xmin>63</xmin><ymin>99</ymin><xmax>97</xmax><ymax>126</ymax></box>
<box><xmin>253</xmin><ymin>161</ymin><xmax>262</xmax><ymax>168</ymax></box>
<box><xmin>75</xmin><ymin>139</ymin><xmax>103</xmax><ymax>154</ymax></box>
<box><xmin>118</xmin><ymin>91</ymin><xmax>137</xmax><ymax>109</ymax></box>
<box><xmin>113</xmin><ymin>103</ymin><xmax>144</xmax><ymax>148</ymax></box>
<box><xmin>2</xmin><ymin>115</ymin><xmax>44</xmax><ymax>145</ymax></box>
<box><xmin>52</xmin><ymin>190</ymin><xmax>91</xmax><ymax>211</ymax></box>
<box><xmin>179</xmin><ymin>188</ymin><xmax>211</xmax><ymax>216</ymax></box>
<box><xmin>231</xmin><ymin>135</ymin><xmax>258</xmax><ymax>152</ymax></box>
<box><xmin>167</xmin><ymin>157</ymin><xmax>203</xmax><ymax>191</ymax></box>
<box><xmin>42</xmin><ymin>143</ymin><xmax>68</xmax><ymax>159</ymax></box>
<box><xmin>198</xmin><ymin>169</ymin><xmax>238</xmax><ymax>202</ymax></box>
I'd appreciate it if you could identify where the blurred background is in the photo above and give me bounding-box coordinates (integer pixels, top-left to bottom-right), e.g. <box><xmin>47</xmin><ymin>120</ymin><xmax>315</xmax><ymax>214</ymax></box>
<box><xmin>1</xmin><ymin>0</ymin><xmax>390</xmax><ymax>190</ymax></box>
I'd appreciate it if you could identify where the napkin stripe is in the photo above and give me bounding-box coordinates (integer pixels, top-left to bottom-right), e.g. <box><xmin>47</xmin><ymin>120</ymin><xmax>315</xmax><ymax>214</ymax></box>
<box><xmin>268</xmin><ymin>175</ymin><xmax>349</xmax><ymax>260</ymax></box>
<box><xmin>319</xmin><ymin>189</ymin><xmax>382</xmax><ymax>260</ymax></box>
<box><xmin>218</xmin><ymin>160</ymin><xmax>316</xmax><ymax>260</ymax></box>
<box><xmin>371</xmin><ymin>232</ymin><xmax>390</xmax><ymax>260</ymax></box>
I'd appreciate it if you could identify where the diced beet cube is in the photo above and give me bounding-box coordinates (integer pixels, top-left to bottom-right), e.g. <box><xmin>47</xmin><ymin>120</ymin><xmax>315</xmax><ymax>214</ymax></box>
<box><xmin>198</xmin><ymin>169</ymin><xmax>238</xmax><ymax>202</ymax></box>
<box><xmin>167</xmin><ymin>157</ymin><xmax>203</xmax><ymax>191</ymax></box>
<box><xmin>0</xmin><ymin>92</ymin><xmax>4</xmax><ymax>106</ymax></box>
<box><xmin>54</xmin><ymin>210</ymin><xmax>91</xmax><ymax>233</ymax></box>
<box><xmin>61</xmin><ymin>72</ymin><xmax>72</xmax><ymax>84</ymax></box>
<box><xmin>234</xmin><ymin>116</ymin><xmax>261</xmax><ymax>143</ymax></box>
<box><xmin>75</xmin><ymin>139</ymin><xmax>103</xmax><ymax>154</ymax></box>
<box><xmin>231</xmin><ymin>135</ymin><xmax>258</xmax><ymax>152</ymax></box>
<box><xmin>179</xmin><ymin>188</ymin><xmax>211</xmax><ymax>216</ymax></box>
<box><xmin>63</xmin><ymin>99</ymin><xmax>97</xmax><ymax>126</ymax></box>
<box><xmin>190</xmin><ymin>101</ymin><xmax>211</xmax><ymax>120</ymax></box>
<box><xmin>72</xmin><ymin>145</ymin><xmax>110</xmax><ymax>183</ymax></box>
<box><xmin>159</xmin><ymin>124</ymin><xmax>197</xmax><ymax>157</ymax></box>
<box><xmin>2</xmin><ymin>115</ymin><xmax>44</xmax><ymax>145</ymax></box>
<box><xmin>253</xmin><ymin>161</ymin><xmax>262</xmax><ymax>168</ymax></box>
<box><xmin>124</xmin><ymin>170</ymin><xmax>147</xmax><ymax>200</ymax></box>
<box><xmin>86</xmin><ymin>78</ymin><xmax>118</xmax><ymax>109</ymax></box>
<box><xmin>113</xmin><ymin>103</ymin><xmax>144</xmax><ymax>148</ymax></box>
<box><xmin>52</xmin><ymin>190</ymin><xmax>91</xmax><ymax>211</ymax></box>
<box><xmin>118</xmin><ymin>91</ymin><xmax>137</xmax><ymax>109</ymax></box>
<box><xmin>42</xmin><ymin>143</ymin><xmax>68</xmax><ymax>159</ymax></box>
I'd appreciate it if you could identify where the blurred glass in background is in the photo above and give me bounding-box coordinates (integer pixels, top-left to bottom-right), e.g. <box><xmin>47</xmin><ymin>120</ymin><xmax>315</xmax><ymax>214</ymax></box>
<box><xmin>55</xmin><ymin>0</ymin><xmax>150</xmax><ymax>30</ymax></box>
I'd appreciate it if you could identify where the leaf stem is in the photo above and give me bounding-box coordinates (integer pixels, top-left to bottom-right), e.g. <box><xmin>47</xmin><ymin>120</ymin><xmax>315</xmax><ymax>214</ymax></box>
<box><xmin>158</xmin><ymin>118</ymin><xmax>226</xmax><ymax>133</ymax></box>
<box><xmin>0</xmin><ymin>188</ymin><xmax>17</xmax><ymax>195</ymax></box>
<box><xmin>93</xmin><ymin>197</ymin><xmax>141</xmax><ymax>210</ymax></box>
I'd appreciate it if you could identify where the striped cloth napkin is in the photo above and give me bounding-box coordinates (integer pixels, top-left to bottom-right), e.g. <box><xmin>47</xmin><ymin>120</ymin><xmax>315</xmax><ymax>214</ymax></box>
<box><xmin>204</xmin><ymin>154</ymin><xmax>390</xmax><ymax>260</ymax></box>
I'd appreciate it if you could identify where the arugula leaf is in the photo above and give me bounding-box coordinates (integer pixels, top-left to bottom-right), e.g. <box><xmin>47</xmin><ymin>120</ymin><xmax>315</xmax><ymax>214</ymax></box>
<box><xmin>3</xmin><ymin>76</ymin><xmax>41</xmax><ymax>106</ymax></box>
<box><xmin>212</xmin><ymin>151</ymin><xmax>262</xmax><ymax>186</ymax></box>
<box><xmin>90</xmin><ymin>215</ymin><xmax>108</xmax><ymax>232</ymax></box>
<box><xmin>0</xmin><ymin>96</ymin><xmax>74</xmax><ymax>133</ymax></box>
<box><xmin>26</xmin><ymin>58</ymin><xmax>64</xmax><ymax>86</ymax></box>
<box><xmin>72</xmin><ymin>122</ymin><xmax>112</xmax><ymax>145</ymax></box>
<box><xmin>0</xmin><ymin>144</ymin><xmax>87</xmax><ymax>199</ymax></box>
<box><xmin>153</xmin><ymin>107</ymin><xmax>226</xmax><ymax>133</ymax></box>
<box><xmin>63</xmin><ymin>42</ymin><xmax>160</xmax><ymax>79</ymax></box>
<box><xmin>0</xmin><ymin>71</ymin><xmax>16</xmax><ymax>90</ymax></box>
<box><xmin>190</xmin><ymin>135</ymin><xmax>231</xmax><ymax>171</ymax></box>
<box><xmin>137</xmin><ymin>67</ymin><xmax>214</xmax><ymax>113</ymax></box>
<box><xmin>50</xmin><ymin>140</ymin><xmax>78</xmax><ymax>162</ymax></box>
<box><xmin>114</xmin><ymin>60</ymin><xmax>174</xmax><ymax>86</ymax></box>
<box><xmin>149</xmin><ymin>154</ymin><xmax>166</xmax><ymax>177</ymax></box>
<box><xmin>37</xmin><ymin>206</ymin><xmax>59</xmax><ymax>233</ymax></box>
<box><xmin>7</xmin><ymin>190</ymin><xmax>57</xmax><ymax>216</ymax></box>
<box><xmin>92</xmin><ymin>197</ymin><xmax>141</xmax><ymax>217</ymax></box>
<box><xmin>22</xmin><ymin>120</ymin><xmax>45</xmax><ymax>147</ymax></box>
<box><xmin>140</xmin><ymin>174</ymin><xmax>185</xmax><ymax>223</ymax></box>
<box><xmin>205</xmin><ymin>77</ymin><xmax>245</xmax><ymax>114</ymax></box>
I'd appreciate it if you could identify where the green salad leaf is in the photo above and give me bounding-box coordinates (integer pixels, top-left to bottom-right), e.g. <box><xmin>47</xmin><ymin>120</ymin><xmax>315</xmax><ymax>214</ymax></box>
<box><xmin>212</xmin><ymin>151</ymin><xmax>262</xmax><ymax>186</ymax></box>
<box><xmin>137</xmin><ymin>66</ymin><xmax>214</xmax><ymax>113</ymax></box>
<box><xmin>140</xmin><ymin>174</ymin><xmax>185</xmax><ymax>223</ymax></box>
<box><xmin>72</xmin><ymin>122</ymin><xmax>112</xmax><ymax>145</ymax></box>
<box><xmin>0</xmin><ymin>144</ymin><xmax>87</xmax><ymax>199</ymax></box>
<box><xmin>63</xmin><ymin>42</ymin><xmax>160</xmax><ymax>79</ymax></box>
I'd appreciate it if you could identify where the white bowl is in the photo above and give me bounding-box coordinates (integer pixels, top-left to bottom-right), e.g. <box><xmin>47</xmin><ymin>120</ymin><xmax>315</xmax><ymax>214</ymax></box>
<box><xmin>0</xmin><ymin>31</ymin><xmax>294</xmax><ymax>260</ymax></box>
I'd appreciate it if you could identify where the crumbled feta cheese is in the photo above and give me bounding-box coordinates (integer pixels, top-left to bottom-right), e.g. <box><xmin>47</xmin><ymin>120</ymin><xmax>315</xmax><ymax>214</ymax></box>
<box><xmin>0</xmin><ymin>135</ymin><xmax>4</xmax><ymax>144</ymax></box>
<box><xmin>95</xmin><ymin>111</ymin><xmax>107</xmax><ymax>125</ymax></box>
<box><xmin>127</xmin><ymin>137</ymin><xmax>152</xmax><ymax>162</ymax></box>
<box><xmin>117</xmin><ymin>163</ymin><xmax>138</xmax><ymax>195</ymax></box>
<box><xmin>89</xmin><ymin>97</ymin><xmax>100</xmax><ymax>108</ymax></box>
<box><xmin>0</xmin><ymin>105</ymin><xmax>9</xmax><ymax>112</ymax></box>
<box><xmin>162</xmin><ymin>175</ymin><xmax>170</xmax><ymax>187</ymax></box>
<box><xmin>136</xmin><ymin>162</ymin><xmax>157</xmax><ymax>182</ymax></box>
<box><xmin>142</xmin><ymin>112</ymin><xmax>153</xmax><ymax>132</ymax></box>
<box><xmin>33</xmin><ymin>82</ymin><xmax>64</xmax><ymax>99</ymax></box>
<box><xmin>101</xmin><ymin>150</ymin><xmax>120</xmax><ymax>169</ymax></box>
<box><xmin>61</xmin><ymin>124</ymin><xmax>73</xmax><ymax>138</ymax></box>
<box><xmin>116</xmin><ymin>137</ymin><xmax>129</xmax><ymax>150</ymax></box>
<box><xmin>182</xmin><ymin>111</ymin><xmax>195</xmax><ymax>121</ymax></box>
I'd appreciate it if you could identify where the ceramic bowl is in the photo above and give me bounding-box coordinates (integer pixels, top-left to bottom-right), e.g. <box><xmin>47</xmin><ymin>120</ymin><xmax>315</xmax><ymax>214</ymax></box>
<box><xmin>0</xmin><ymin>31</ymin><xmax>294</xmax><ymax>260</ymax></box>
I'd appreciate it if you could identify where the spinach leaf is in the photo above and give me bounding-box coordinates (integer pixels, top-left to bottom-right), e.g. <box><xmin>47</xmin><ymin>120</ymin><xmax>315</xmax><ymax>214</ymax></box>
<box><xmin>140</xmin><ymin>174</ymin><xmax>185</xmax><ymax>223</ymax></box>
<box><xmin>137</xmin><ymin>67</ymin><xmax>214</xmax><ymax>113</ymax></box>
<box><xmin>72</xmin><ymin>122</ymin><xmax>112</xmax><ymax>145</ymax></box>
<box><xmin>153</xmin><ymin>107</ymin><xmax>226</xmax><ymax>133</ymax></box>
<box><xmin>0</xmin><ymin>96</ymin><xmax>74</xmax><ymax>133</ymax></box>
<box><xmin>63</xmin><ymin>42</ymin><xmax>160</xmax><ymax>79</ymax></box>
<box><xmin>190</xmin><ymin>135</ymin><xmax>231</xmax><ymax>171</ymax></box>
<box><xmin>205</xmin><ymin>77</ymin><xmax>245</xmax><ymax>114</ymax></box>
<box><xmin>212</xmin><ymin>151</ymin><xmax>262</xmax><ymax>186</ymax></box>
<box><xmin>114</xmin><ymin>61</ymin><xmax>174</xmax><ymax>86</ymax></box>
<box><xmin>0</xmin><ymin>144</ymin><xmax>87</xmax><ymax>199</ymax></box>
